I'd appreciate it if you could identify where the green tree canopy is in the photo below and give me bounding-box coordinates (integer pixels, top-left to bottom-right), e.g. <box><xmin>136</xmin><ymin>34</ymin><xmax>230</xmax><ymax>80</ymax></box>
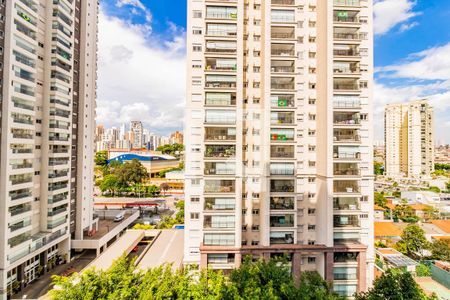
<box><xmin>374</xmin><ymin>162</ymin><xmax>384</xmax><ymax>175</ymax></box>
<box><xmin>354</xmin><ymin>269</ymin><xmax>436</xmax><ymax>300</ymax></box>
<box><xmin>99</xmin><ymin>174</ymin><xmax>120</xmax><ymax>196</ymax></box>
<box><xmin>157</xmin><ymin>143</ymin><xmax>184</xmax><ymax>156</ymax></box>
<box><xmin>429</xmin><ymin>239</ymin><xmax>450</xmax><ymax>261</ymax></box>
<box><xmin>94</xmin><ymin>150</ymin><xmax>108</xmax><ymax>166</ymax></box>
<box><xmin>397</xmin><ymin>224</ymin><xmax>429</xmax><ymax>258</ymax></box>
<box><xmin>374</xmin><ymin>192</ymin><xmax>387</xmax><ymax>207</ymax></box>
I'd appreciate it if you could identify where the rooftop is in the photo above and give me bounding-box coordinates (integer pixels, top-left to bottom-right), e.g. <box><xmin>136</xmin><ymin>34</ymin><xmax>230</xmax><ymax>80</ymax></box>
<box><xmin>374</xmin><ymin>222</ymin><xmax>402</xmax><ymax>238</ymax></box>
<box><xmin>431</xmin><ymin>220</ymin><xmax>450</xmax><ymax>234</ymax></box>
<box><xmin>376</xmin><ymin>248</ymin><xmax>418</xmax><ymax>267</ymax></box>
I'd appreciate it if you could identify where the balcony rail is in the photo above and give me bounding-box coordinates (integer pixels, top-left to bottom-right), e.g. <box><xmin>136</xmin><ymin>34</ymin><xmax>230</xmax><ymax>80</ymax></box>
<box><xmin>334</xmin><ymin>16</ymin><xmax>359</xmax><ymax>23</ymax></box>
<box><xmin>48</xmin><ymin>183</ymin><xmax>68</xmax><ymax>191</ymax></box>
<box><xmin>334</xmin><ymin>134</ymin><xmax>361</xmax><ymax>142</ymax></box>
<box><xmin>271</xmin><ymin>32</ymin><xmax>295</xmax><ymax>39</ymax></box>
<box><xmin>270</xmin><ymin>185</ymin><xmax>294</xmax><ymax>193</ymax></box>
<box><xmin>271</xmin><ymin>151</ymin><xmax>294</xmax><ymax>158</ymax></box>
<box><xmin>13</xmin><ymin>100</ymin><xmax>34</xmax><ymax>111</ymax></box>
<box><xmin>11</xmin><ymin>163</ymin><xmax>33</xmax><ymax>170</ymax></box>
<box><xmin>50</xmin><ymin>98</ymin><xmax>70</xmax><ymax>107</ymax></box>
<box><xmin>271</xmin><ymin>83</ymin><xmax>295</xmax><ymax>90</ymax></box>
<box><xmin>270</xmin><ymin>235</ymin><xmax>294</xmax><ymax>244</ymax></box>
<box><xmin>48</xmin><ymin>193</ymin><xmax>69</xmax><ymax>204</ymax></box>
<box><xmin>205</xmin><ymin>134</ymin><xmax>236</xmax><ymax>141</ymax></box>
<box><xmin>334</xmin><ymin>82</ymin><xmax>359</xmax><ymax>90</ymax></box>
<box><xmin>333</xmin><ymin>152</ymin><xmax>361</xmax><ymax>159</ymax></box>
<box><xmin>272</xmin><ymin>0</ymin><xmax>295</xmax><ymax>5</ymax></box>
<box><xmin>14</xmin><ymin>51</ymin><xmax>35</xmax><ymax>68</ymax></box>
<box><xmin>270</xmin><ymin>168</ymin><xmax>295</xmax><ymax>175</ymax></box>
<box><xmin>48</xmin><ymin>171</ymin><xmax>69</xmax><ymax>178</ymax></box>
<box><xmin>333</xmin><ymin>202</ymin><xmax>360</xmax><ymax>210</ymax></box>
<box><xmin>14</xmin><ymin>86</ymin><xmax>34</xmax><ymax>97</ymax></box>
<box><xmin>204</xmin><ymin>168</ymin><xmax>235</xmax><ymax>175</ymax></box>
<box><xmin>333</xmin><ymin>33</ymin><xmax>361</xmax><ymax>40</ymax></box>
<box><xmin>205</xmin><ymin>185</ymin><xmax>235</xmax><ymax>193</ymax></box>
<box><xmin>334</xmin><ymin>0</ymin><xmax>360</xmax><ymax>6</ymax></box>
<box><xmin>13</xmin><ymin>116</ymin><xmax>33</xmax><ymax>125</ymax></box>
<box><xmin>49</xmin><ymin>159</ymin><xmax>69</xmax><ymax>166</ymax></box>
<box><xmin>271</xmin><ymin>98</ymin><xmax>295</xmax><ymax>108</ymax></box>
<box><xmin>206</xmin><ymin>12</ymin><xmax>237</xmax><ymax>20</ymax></box>
<box><xmin>334</xmin><ymin>216</ymin><xmax>359</xmax><ymax>227</ymax></box>
<box><xmin>205</xmin><ymin>64</ymin><xmax>237</xmax><ymax>71</ymax></box>
<box><xmin>271</xmin><ymin>49</ymin><xmax>295</xmax><ymax>56</ymax></box>
<box><xmin>271</xmin><ymin>66</ymin><xmax>295</xmax><ymax>73</ymax></box>
<box><xmin>15</xmin><ymin>21</ymin><xmax>36</xmax><ymax>40</ymax></box>
<box><xmin>333</xmin><ymin>185</ymin><xmax>360</xmax><ymax>193</ymax></box>
<box><xmin>270</xmin><ymin>217</ymin><xmax>294</xmax><ymax>227</ymax></box>
<box><xmin>333</xmin><ymin>118</ymin><xmax>360</xmax><ymax>126</ymax></box>
<box><xmin>205</xmin><ymin>203</ymin><xmax>235</xmax><ymax>211</ymax></box>
<box><xmin>48</xmin><ymin>207</ymin><xmax>68</xmax><ymax>217</ymax></box>
<box><xmin>334</xmin><ymin>273</ymin><xmax>357</xmax><ymax>280</ymax></box>
<box><xmin>205</xmin><ymin>82</ymin><xmax>237</xmax><ymax>89</ymax></box>
<box><xmin>333</xmin><ymin>67</ymin><xmax>360</xmax><ymax>74</ymax></box>
<box><xmin>10</xmin><ymin>220</ymin><xmax>31</xmax><ymax>232</ymax></box>
<box><xmin>205</xmin><ymin>47</ymin><xmax>236</xmax><ymax>53</ymax></box>
<box><xmin>48</xmin><ymin>217</ymin><xmax>67</xmax><ymax>229</ymax></box>
<box><xmin>204</xmin><ymin>221</ymin><xmax>235</xmax><ymax>228</ymax></box>
<box><xmin>334</xmin><ymin>169</ymin><xmax>360</xmax><ymax>176</ymax></box>
<box><xmin>10</xmin><ymin>206</ymin><xmax>32</xmax><ymax>217</ymax></box>
<box><xmin>10</xmin><ymin>177</ymin><xmax>32</xmax><ymax>185</ymax></box>
<box><xmin>333</xmin><ymin>100</ymin><xmax>361</xmax><ymax>108</ymax></box>
<box><xmin>10</xmin><ymin>191</ymin><xmax>32</xmax><ymax>201</ymax></box>
<box><xmin>333</xmin><ymin>49</ymin><xmax>359</xmax><ymax>57</ymax></box>
<box><xmin>206</xmin><ymin>30</ymin><xmax>237</xmax><ymax>37</ymax></box>
<box><xmin>19</xmin><ymin>0</ymin><xmax>38</xmax><ymax>12</ymax></box>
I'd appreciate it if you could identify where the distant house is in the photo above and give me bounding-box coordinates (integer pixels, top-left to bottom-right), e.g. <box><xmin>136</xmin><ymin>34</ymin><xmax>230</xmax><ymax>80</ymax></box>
<box><xmin>430</xmin><ymin>220</ymin><xmax>450</xmax><ymax>234</ymax></box>
<box><xmin>375</xmin><ymin>248</ymin><xmax>418</xmax><ymax>274</ymax></box>
<box><xmin>374</xmin><ymin>222</ymin><xmax>402</xmax><ymax>244</ymax></box>
<box><xmin>374</xmin><ymin>205</ymin><xmax>385</xmax><ymax>221</ymax></box>
<box><xmin>408</xmin><ymin>204</ymin><xmax>433</xmax><ymax>219</ymax></box>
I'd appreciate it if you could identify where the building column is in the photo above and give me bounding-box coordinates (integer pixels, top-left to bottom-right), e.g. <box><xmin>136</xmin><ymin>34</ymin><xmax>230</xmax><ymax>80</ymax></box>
<box><xmin>358</xmin><ymin>251</ymin><xmax>367</xmax><ymax>292</ymax></box>
<box><xmin>200</xmin><ymin>253</ymin><xmax>208</xmax><ymax>269</ymax></box>
<box><xmin>324</xmin><ymin>251</ymin><xmax>334</xmax><ymax>282</ymax></box>
<box><xmin>235</xmin><ymin>253</ymin><xmax>242</xmax><ymax>268</ymax></box>
<box><xmin>292</xmin><ymin>252</ymin><xmax>301</xmax><ymax>283</ymax></box>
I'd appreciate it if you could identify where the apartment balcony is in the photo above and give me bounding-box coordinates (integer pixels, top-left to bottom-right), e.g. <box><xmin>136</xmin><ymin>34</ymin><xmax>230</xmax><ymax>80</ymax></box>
<box><xmin>13</xmin><ymin>98</ymin><xmax>34</xmax><ymax>111</ymax></box>
<box><xmin>272</xmin><ymin>0</ymin><xmax>295</xmax><ymax>5</ymax></box>
<box><xmin>49</xmin><ymin>133</ymin><xmax>70</xmax><ymax>142</ymax></box>
<box><xmin>204</xmin><ymin>197</ymin><xmax>235</xmax><ymax>211</ymax></box>
<box><xmin>271</xmin><ymin>111</ymin><xmax>294</xmax><ymax>125</ymax></box>
<box><xmin>12</xmin><ymin>114</ymin><xmax>33</xmax><ymax>126</ymax></box>
<box><xmin>205</xmin><ymin>116</ymin><xmax>236</xmax><ymax>126</ymax></box>
<box><xmin>11</xmin><ymin>128</ymin><xmax>33</xmax><ymax>140</ymax></box>
<box><xmin>204</xmin><ymin>180</ymin><xmax>235</xmax><ymax>193</ymax></box>
<box><xmin>9</xmin><ymin>219</ymin><xmax>31</xmax><ymax>233</ymax></box>
<box><xmin>9</xmin><ymin>204</ymin><xmax>32</xmax><ymax>217</ymax></box>
<box><xmin>205</xmin><ymin>145</ymin><xmax>236</xmax><ymax>159</ymax></box>
<box><xmin>270</xmin><ymin>231</ymin><xmax>294</xmax><ymax>245</ymax></box>
<box><xmin>49</xmin><ymin>158</ymin><xmax>70</xmax><ymax>166</ymax></box>
<box><xmin>334</xmin><ymin>267</ymin><xmax>358</xmax><ymax>281</ymax></box>
<box><xmin>48</xmin><ymin>170</ymin><xmax>69</xmax><ymax>179</ymax></box>
<box><xmin>204</xmin><ymin>216</ymin><xmax>235</xmax><ymax>229</ymax></box>
<box><xmin>333</xmin><ymin>11</ymin><xmax>360</xmax><ymax>24</ymax></box>
<box><xmin>333</xmin><ymin>215</ymin><xmax>360</xmax><ymax>228</ymax></box>
<box><xmin>270</xmin><ymin>179</ymin><xmax>295</xmax><ymax>193</ymax></box>
<box><xmin>206</xmin><ymin>40</ymin><xmax>237</xmax><ymax>54</ymax></box>
<box><xmin>271</xmin><ymin>145</ymin><xmax>295</xmax><ymax>159</ymax></box>
<box><xmin>205</xmin><ymin>92</ymin><xmax>236</xmax><ymax>106</ymax></box>
<box><xmin>270</xmin><ymin>163</ymin><xmax>295</xmax><ymax>175</ymax></box>
<box><xmin>14</xmin><ymin>84</ymin><xmax>34</xmax><ymax>97</ymax></box>
<box><xmin>206</xmin><ymin>24</ymin><xmax>237</xmax><ymax>37</ymax></box>
<box><xmin>271</xmin><ymin>94</ymin><xmax>295</xmax><ymax>108</ymax></box>
<box><xmin>14</xmin><ymin>51</ymin><xmax>35</xmax><ymax>68</ymax></box>
<box><xmin>19</xmin><ymin>0</ymin><xmax>38</xmax><ymax>12</ymax></box>
<box><xmin>333</xmin><ymin>197</ymin><xmax>360</xmax><ymax>211</ymax></box>
<box><xmin>15</xmin><ymin>20</ymin><xmax>36</xmax><ymax>40</ymax></box>
<box><xmin>333</xmin><ymin>181</ymin><xmax>360</xmax><ymax>194</ymax></box>
<box><xmin>271</xmin><ymin>44</ymin><xmax>295</xmax><ymax>57</ymax></box>
<box><xmin>334</xmin><ymin>163</ymin><xmax>360</xmax><ymax>177</ymax></box>
<box><xmin>271</xmin><ymin>77</ymin><xmax>295</xmax><ymax>90</ymax></box>
<box><xmin>14</xmin><ymin>68</ymin><xmax>35</xmax><ymax>82</ymax></box>
<box><xmin>47</xmin><ymin>216</ymin><xmax>67</xmax><ymax>229</ymax></box>
<box><xmin>204</xmin><ymin>162</ymin><xmax>236</xmax><ymax>175</ymax></box>
<box><xmin>53</xmin><ymin>9</ymin><xmax>73</xmax><ymax>26</ymax></box>
<box><xmin>10</xmin><ymin>161</ymin><xmax>33</xmax><ymax>170</ymax></box>
<box><xmin>333</xmin><ymin>0</ymin><xmax>360</xmax><ymax>7</ymax></box>
<box><xmin>48</xmin><ymin>181</ymin><xmax>69</xmax><ymax>192</ymax></box>
<box><xmin>333</xmin><ymin>146</ymin><xmax>361</xmax><ymax>161</ymax></box>
<box><xmin>334</xmin><ymin>79</ymin><xmax>360</xmax><ymax>92</ymax></box>
<box><xmin>333</xmin><ymin>47</ymin><xmax>360</xmax><ymax>58</ymax></box>
<box><xmin>334</xmin><ymin>252</ymin><xmax>358</xmax><ymax>263</ymax></box>
<box><xmin>8</xmin><ymin>231</ymin><xmax>31</xmax><ymax>248</ymax></box>
<box><xmin>48</xmin><ymin>192</ymin><xmax>69</xmax><ymax>204</ymax></box>
<box><xmin>333</xmin><ymin>62</ymin><xmax>360</xmax><ymax>76</ymax></box>
<box><xmin>50</xmin><ymin>108</ymin><xmax>70</xmax><ymax>118</ymax></box>
<box><xmin>271</xmin><ymin>26</ymin><xmax>295</xmax><ymax>39</ymax></box>
<box><xmin>271</xmin><ymin>10</ymin><xmax>295</xmax><ymax>23</ymax></box>
<box><xmin>206</xmin><ymin>6</ymin><xmax>237</xmax><ymax>20</ymax></box>
<box><xmin>205</xmin><ymin>127</ymin><xmax>236</xmax><ymax>141</ymax></box>
<box><xmin>334</xmin><ymin>129</ymin><xmax>361</xmax><ymax>143</ymax></box>
<box><xmin>49</xmin><ymin>121</ymin><xmax>70</xmax><ymax>130</ymax></box>
<box><xmin>205</xmin><ymin>75</ymin><xmax>236</xmax><ymax>89</ymax></box>
<box><xmin>333</xmin><ymin>112</ymin><xmax>361</xmax><ymax>127</ymax></box>
<box><xmin>52</xmin><ymin>47</ymin><xmax>72</xmax><ymax>61</ymax></box>
<box><xmin>270</xmin><ymin>196</ymin><xmax>295</xmax><ymax>210</ymax></box>
<box><xmin>205</xmin><ymin>58</ymin><xmax>237</xmax><ymax>72</ymax></box>
<box><xmin>333</xmin><ymin>28</ymin><xmax>361</xmax><ymax>41</ymax></box>
<box><xmin>207</xmin><ymin>254</ymin><xmax>235</xmax><ymax>267</ymax></box>
<box><xmin>270</xmin><ymin>215</ymin><xmax>295</xmax><ymax>227</ymax></box>
<box><xmin>10</xmin><ymin>174</ymin><xmax>32</xmax><ymax>185</ymax></box>
<box><xmin>270</xmin><ymin>128</ymin><xmax>295</xmax><ymax>142</ymax></box>
<box><xmin>48</xmin><ymin>206</ymin><xmax>68</xmax><ymax>217</ymax></box>
<box><xmin>333</xmin><ymin>96</ymin><xmax>361</xmax><ymax>109</ymax></box>
<box><xmin>9</xmin><ymin>189</ymin><xmax>32</xmax><ymax>201</ymax></box>
<box><xmin>271</xmin><ymin>60</ymin><xmax>295</xmax><ymax>73</ymax></box>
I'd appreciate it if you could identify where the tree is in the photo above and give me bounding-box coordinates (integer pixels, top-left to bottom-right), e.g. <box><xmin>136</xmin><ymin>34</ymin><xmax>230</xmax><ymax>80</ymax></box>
<box><xmin>99</xmin><ymin>174</ymin><xmax>120</xmax><ymax>196</ymax></box>
<box><xmin>354</xmin><ymin>269</ymin><xmax>436</xmax><ymax>300</ymax></box>
<box><xmin>94</xmin><ymin>150</ymin><xmax>108</xmax><ymax>166</ymax></box>
<box><xmin>374</xmin><ymin>192</ymin><xmax>387</xmax><ymax>207</ymax></box>
<box><xmin>160</xmin><ymin>182</ymin><xmax>170</xmax><ymax>195</ymax></box>
<box><xmin>428</xmin><ymin>186</ymin><xmax>441</xmax><ymax>193</ymax></box>
<box><xmin>429</xmin><ymin>239</ymin><xmax>450</xmax><ymax>261</ymax></box>
<box><xmin>147</xmin><ymin>185</ymin><xmax>160</xmax><ymax>197</ymax></box>
<box><xmin>156</xmin><ymin>143</ymin><xmax>184</xmax><ymax>156</ymax></box>
<box><xmin>397</xmin><ymin>224</ymin><xmax>429</xmax><ymax>258</ymax></box>
<box><xmin>374</xmin><ymin>162</ymin><xmax>384</xmax><ymax>175</ymax></box>
<box><xmin>416</xmin><ymin>264</ymin><xmax>431</xmax><ymax>277</ymax></box>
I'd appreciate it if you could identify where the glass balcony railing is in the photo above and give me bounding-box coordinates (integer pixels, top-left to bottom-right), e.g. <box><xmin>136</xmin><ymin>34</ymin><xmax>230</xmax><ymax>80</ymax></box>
<box><xmin>206</xmin><ymin>7</ymin><xmax>237</xmax><ymax>20</ymax></box>
<box><xmin>271</xmin><ymin>95</ymin><xmax>295</xmax><ymax>108</ymax></box>
<box><xmin>271</xmin><ymin>10</ymin><xmax>295</xmax><ymax>23</ymax></box>
<box><xmin>333</xmin><ymin>112</ymin><xmax>361</xmax><ymax>126</ymax></box>
<box><xmin>270</xmin><ymin>163</ymin><xmax>295</xmax><ymax>175</ymax></box>
<box><xmin>205</xmin><ymin>145</ymin><xmax>236</xmax><ymax>158</ymax></box>
<box><xmin>334</xmin><ymin>163</ymin><xmax>360</xmax><ymax>176</ymax></box>
<box><xmin>10</xmin><ymin>219</ymin><xmax>31</xmax><ymax>232</ymax></box>
<box><xmin>333</xmin><ymin>32</ymin><xmax>361</xmax><ymax>40</ymax></box>
<box><xmin>334</xmin><ymin>252</ymin><xmax>358</xmax><ymax>263</ymax></box>
<box><xmin>334</xmin><ymin>81</ymin><xmax>359</xmax><ymax>91</ymax></box>
<box><xmin>334</xmin><ymin>130</ymin><xmax>361</xmax><ymax>143</ymax></box>
<box><xmin>270</xmin><ymin>196</ymin><xmax>295</xmax><ymax>210</ymax></box>
<box><xmin>271</xmin><ymin>112</ymin><xmax>294</xmax><ymax>125</ymax></box>
<box><xmin>272</xmin><ymin>0</ymin><xmax>295</xmax><ymax>5</ymax></box>
<box><xmin>47</xmin><ymin>216</ymin><xmax>67</xmax><ymax>229</ymax></box>
<box><xmin>270</xmin><ymin>215</ymin><xmax>295</xmax><ymax>227</ymax></box>
<box><xmin>333</xmin><ymin>148</ymin><xmax>361</xmax><ymax>160</ymax></box>
<box><xmin>205</xmin><ymin>127</ymin><xmax>236</xmax><ymax>141</ymax></box>
<box><xmin>271</xmin><ymin>78</ymin><xmax>295</xmax><ymax>90</ymax></box>
<box><xmin>204</xmin><ymin>180</ymin><xmax>235</xmax><ymax>193</ymax></box>
<box><xmin>271</xmin><ymin>47</ymin><xmax>295</xmax><ymax>56</ymax></box>
<box><xmin>334</xmin><ymin>267</ymin><xmax>358</xmax><ymax>280</ymax></box>
<box><xmin>8</xmin><ymin>231</ymin><xmax>31</xmax><ymax>248</ymax></box>
<box><xmin>204</xmin><ymin>218</ymin><xmax>235</xmax><ymax>229</ymax></box>
<box><xmin>204</xmin><ymin>162</ymin><xmax>235</xmax><ymax>175</ymax></box>
<box><xmin>19</xmin><ymin>0</ymin><xmax>38</xmax><ymax>12</ymax></box>
<box><xmin>333</xmin><ymin>11</ymin><xmax>359</xmax><ymax>23</ymax></box>
<box><xmin>206</xmin><ymin>58</ymin><xmax>237</xmax><ymax>71</ymax></box>
<box><xmin>333</xmin><ymin>48</ymin><xmax>359</xmax><ymax>57</ymax></box>
<box><xmin>333</xmin><ymin>197</ymin><xmax>360</xmax><ymax>211</ymax></box>
<box><xmin>9</xmin><ymin>204</ymin><xmax>32</xmax><ymax>217</ymax></box>
<box><xmin>270</xmin><ymin>179</ymin><xmax>295</xmax><ymax>193</ymax></box>
<box><xmin>270</xmin><ymin>231</ymin><xmax>294</xmax><ymax>244</ymax></box>
<box><xmin>10</xmin><ymin>174</ymin><xmax>32</xmax><ymax>185</ymax></box>
<box><xmin>333</xmin><ymin>181</ymin><xmax>360</xmax><ymax>193</ymax></box>
<box><xmin>48</xmin><ymin>192</ymin><xmax>69</xmax><ymax>204</ymax></box>
<box><xmin>9</xmin><ymin>189</ymin><xmax>32</xmax><ymax>201</ymax></box>
<box><xmin>271</xmin><ymin>145</ymin><xmax>294</xmax><ymax>158</ymax></box>
<box><xmin>271</xmin><ymin>27</ymin><xmax>295</xmax><ymax>39</ymax></box>
<box><xmin>206</xmin><ymin>41</ymin><xmax>237</xmax><ymax>53</ymax></box>
<box><xmin>270</xmin><ymin>129</ymin><xmax>295</xmax><ymax>141</ymax></box>
<box><xmin>204</xmin><ymin>197</ymin><xmax>235</xmax><ymax>211</ymax></box>
<box><xmin>334</xmin><ymin>0</ymin><xmax>360</xmax><ymax>7</ymax></box>
<box><xmin>48</xmin><ymin>206</ymin><xmax>68</xmax><ymax>217</ymax></box>
<box><xmin>333</xmin><ymin>97</ymin><xmax>361</xmax><ymax>109</ymax></box>
<box><xmin>333</xmin><ymin>215</ymin><xmax>359</xmax><ymax>228</ymax></box>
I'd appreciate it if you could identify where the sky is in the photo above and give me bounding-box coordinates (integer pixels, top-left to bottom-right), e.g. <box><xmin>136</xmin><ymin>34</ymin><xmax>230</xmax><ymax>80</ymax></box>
<box><xmin>97</xmin><ymin>0</ymin><xmax>450</xmax><ymax>144</ymax></box>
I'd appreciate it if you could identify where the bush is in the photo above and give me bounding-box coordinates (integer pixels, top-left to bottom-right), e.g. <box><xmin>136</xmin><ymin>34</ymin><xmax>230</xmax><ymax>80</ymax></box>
<box><xmin>416</xmin><ymin>264</ymin><xmax>431</xmax><ymax>277</ymax></box>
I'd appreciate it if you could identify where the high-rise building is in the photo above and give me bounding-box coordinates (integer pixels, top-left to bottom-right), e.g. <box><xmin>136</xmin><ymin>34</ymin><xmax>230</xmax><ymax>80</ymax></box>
<box><xmin>385</xmin><ymin>100</ymin><xmax>434</xmax><ymax>178</ymax></box>
<box><xmin>130</xmin><ymin>121</ymin><xmax>143</xmax><ymax>149</ymax></box>
<box><xmin>170</xmin><ymin>130</ymin><xmax>184</xmax><ymax>144</ymax></box>
<box><xmin>184</xmin><ymin>0</ymin><xmax>374</xmax><ymax>296</ymax></box>
<box><xmin>0</xmin><ymin>0</ymin><xmax>98</xmax><ymax>297</ymax></box>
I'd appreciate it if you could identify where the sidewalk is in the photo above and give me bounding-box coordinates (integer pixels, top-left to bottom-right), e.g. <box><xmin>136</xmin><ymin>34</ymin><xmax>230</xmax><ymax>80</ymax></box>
<box><xmin>12</xmin><ymin>251</ymin><xmax>96</xmax><ymax>300</ymax></box>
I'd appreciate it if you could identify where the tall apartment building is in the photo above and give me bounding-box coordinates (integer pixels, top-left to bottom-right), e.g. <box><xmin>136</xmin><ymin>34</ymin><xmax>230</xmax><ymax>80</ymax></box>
<box><xmin>130</xmin><ymin>120</ymin><xmax>143</xmax><ymax>149</ymax></box>
<box><xmin>185</xmin><ymin>0</ymin><xmax>374</xmax><ymax>296</ymax></box>
<box><xmin>385</xmin><ymin>100</ymin><xmax>434</xmax><ymax>178</ymax></box>
<box><xmin>0</xmin><ymin>0</ymin><xmax>98</xmax><ymax>297</ymax></box>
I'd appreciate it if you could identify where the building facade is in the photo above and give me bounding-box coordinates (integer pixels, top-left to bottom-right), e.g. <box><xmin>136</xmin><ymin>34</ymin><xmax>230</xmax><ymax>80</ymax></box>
<box><xmin>130</xmin><ymin>120</ymin><xmax>143</xmax><ymax>149</ymax></box>
<box><xmin>385</xmin><ymin>100</ymin><xmax>434</xmax><ymax>178</ymax></box>
<box><xmin>184</xmin><ymin>0</ymin><xmax>374</xmax><ymax>296</ymax></box>
<box><xmin>0</xmin><ymin>0</ymin><xmax>98</xmax><ymax>297</ymax></box>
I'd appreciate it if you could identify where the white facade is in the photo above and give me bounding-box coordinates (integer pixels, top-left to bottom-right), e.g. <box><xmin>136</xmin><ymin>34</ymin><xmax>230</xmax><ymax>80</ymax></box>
<box><xmin>130</xmin><ymin>120</ymin><xmax>143</xmax><ymax>149</ymax></box>
<box><xmin>0</xmin><ymin>0</ymin><xmax>98</xmax><ymax>297</ymax></box>
<box><xmin>385</xmin><ymin>100</ymin><xmax>434</xmax><ymax>178</ymax></box>
<box><xmin>184</xmin><ymin>0</ymin><xmax>374</xmax><ymax>295</ymax></box>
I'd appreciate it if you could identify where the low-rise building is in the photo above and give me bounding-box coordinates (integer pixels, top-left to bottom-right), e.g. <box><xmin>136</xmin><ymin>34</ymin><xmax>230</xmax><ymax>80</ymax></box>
<box><xmin>375</xmin><ymin>248</ymin><xmax>418</xmax><ymax>274</ymax></box>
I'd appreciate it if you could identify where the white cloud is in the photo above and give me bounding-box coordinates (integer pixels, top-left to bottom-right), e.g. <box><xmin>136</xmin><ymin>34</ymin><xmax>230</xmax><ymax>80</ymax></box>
<box><xmin>116</xmin><ymin>0</ymin><xmax>152</xmax><ymax>22</ymax></box>
<box><xmin>374</xmin><ymin>0</ymin><xmax>419</xmax><ymax>35</ymax></box>
<box><xmin>96</xmin><ymin>9</ymin><xmax>186</xmax><ymax>133</ymax></box>
<box><xmin>378</xmin><ymin>42</ymin><xmax>450</xmax><ymax>80</ymax></box>
<box><xmin>399</xmin><ymin>21</ymin><xmax>418</xmax><ymax>33</ymax></box>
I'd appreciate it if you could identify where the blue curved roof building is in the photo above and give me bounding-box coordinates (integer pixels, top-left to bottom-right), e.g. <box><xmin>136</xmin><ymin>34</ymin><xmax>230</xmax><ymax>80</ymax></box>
<box><xmin>107</xmin><ymin>153</ymin><xmax>176</xmax><ymax>164</ymax></box>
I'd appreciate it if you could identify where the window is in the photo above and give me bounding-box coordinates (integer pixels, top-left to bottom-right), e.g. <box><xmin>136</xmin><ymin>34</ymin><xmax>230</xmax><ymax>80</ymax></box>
<box><xmin>191</xmin><ymin>196</ymin><xmax>200</xmax><ymax>202</ymax></box>
<box><xmin>191</xmin><ymin>179</ymin><xmax>200</xmax><ymax>185</ymax></box>
<box><xmin>308</xmin><ymin>256</ymin><xmax>316</xmax><ymax>263</ymax></box>
<box><xmin>308</xmin><ymin>208</ymin><xmax>316</xmax><ymax>215</ymax></box>
<box><xmin>193</xmin><ymin>44</ymin><xmax>202</xmax><ymax>52</ymax></box>
<box><xmin>193</xmin><ymin>10</ymin><xmax>202</xmax><ymax>18</ymax></box>
<box><xmin>190</xmin><ymin>213</ymin><xmax>199</xmax><ymax>220</ymax></box>
<box><xmin>308</xmin><ymin>224</ymin><xmax>315</xmax><ymax>231</ymax></box>
<box><xmin>252</xmin><ymin>209</ymin><xmax>259</xmax><ymax>215</ymax></box>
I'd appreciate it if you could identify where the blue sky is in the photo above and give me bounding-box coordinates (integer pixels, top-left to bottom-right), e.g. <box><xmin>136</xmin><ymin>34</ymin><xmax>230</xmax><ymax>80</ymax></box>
<box><xmin>97</xmin><ymin>0</ymin><xmax>450</xmax><ymax>144</ymax></box>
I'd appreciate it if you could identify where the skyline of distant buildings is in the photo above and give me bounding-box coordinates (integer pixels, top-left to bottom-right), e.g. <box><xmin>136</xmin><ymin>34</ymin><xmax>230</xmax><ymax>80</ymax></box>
<box><xmin>95</xmin><ymin>122</ymin><xmax>184</xmax><ymax>152</ymax></box>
